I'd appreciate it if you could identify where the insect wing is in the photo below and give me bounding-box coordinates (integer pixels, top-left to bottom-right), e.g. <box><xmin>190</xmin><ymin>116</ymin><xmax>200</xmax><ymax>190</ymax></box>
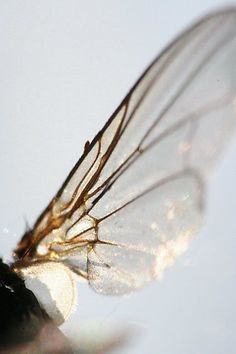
<box><xmin>14</xmin><ymin>9</ymin><xmax>236</xmax><ymax>295</ymax></box>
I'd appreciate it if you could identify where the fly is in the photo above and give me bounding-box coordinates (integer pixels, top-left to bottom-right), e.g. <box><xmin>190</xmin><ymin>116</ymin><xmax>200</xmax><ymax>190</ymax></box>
<box><xmin>1</xmin><ymin>7</ymin><xmax>236</xmax><ymax>353</ymax></box>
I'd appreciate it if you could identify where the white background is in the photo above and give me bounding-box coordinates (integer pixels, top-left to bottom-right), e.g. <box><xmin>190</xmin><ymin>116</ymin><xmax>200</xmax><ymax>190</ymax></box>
<box><xmin>0</xmin><ymin>1</ymin><xmax>236</xmax><ymax>353</ymax></box>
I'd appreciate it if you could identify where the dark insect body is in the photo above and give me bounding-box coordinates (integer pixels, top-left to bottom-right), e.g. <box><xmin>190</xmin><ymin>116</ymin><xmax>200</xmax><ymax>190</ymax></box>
<box><xmin>0</xmin><ymin>261</ymin><xmax>73</xmax><ymax>353</ymax></box>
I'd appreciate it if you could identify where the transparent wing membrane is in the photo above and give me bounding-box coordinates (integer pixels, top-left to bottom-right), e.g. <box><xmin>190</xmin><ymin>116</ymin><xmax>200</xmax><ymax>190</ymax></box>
<box><xmin>88</xmin><ymin>172</ymin><xmax>203</xmax><ymax>294</ymax></box>
<box><xmin>14</xmin><ymin>9</ymin><xmax>236</xmax><ymax>295</ymax></box>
